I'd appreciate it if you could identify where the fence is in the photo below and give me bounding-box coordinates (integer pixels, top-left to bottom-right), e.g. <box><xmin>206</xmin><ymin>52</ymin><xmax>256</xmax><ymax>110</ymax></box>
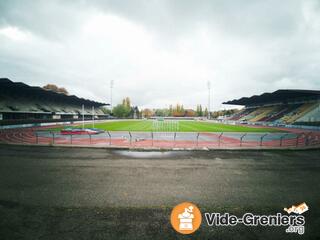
<box><xmin>220</xmin><ymin>120</ymin><xmax>320</xmax><ymax>131</ymax></box>
<box><xmin>1</xmin><ymin>128</ymin><xmax>320</xmax><ymax>149</ymax></box>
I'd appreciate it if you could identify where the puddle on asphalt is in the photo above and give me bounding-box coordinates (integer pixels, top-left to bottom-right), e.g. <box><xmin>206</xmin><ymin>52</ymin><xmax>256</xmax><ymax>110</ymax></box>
<box><xmin>114</xmin><ymin>150</ymin><xmax>188</xmax><ymax>159</ymax></box>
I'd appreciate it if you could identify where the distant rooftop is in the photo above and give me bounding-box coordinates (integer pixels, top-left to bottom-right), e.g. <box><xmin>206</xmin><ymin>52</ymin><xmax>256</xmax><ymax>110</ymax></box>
<box><xmin>0</xmin><ymin>78</ymin><xmax>108</xmax><ymax>107</ymax></box>
<box><xmin>223</xmin><ymin>89</ymin><xmax>320</xmax><ymax>106</ymax></box>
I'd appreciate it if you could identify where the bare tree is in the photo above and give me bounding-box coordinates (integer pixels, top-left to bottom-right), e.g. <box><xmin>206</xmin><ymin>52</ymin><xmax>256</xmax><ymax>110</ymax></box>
<box><xmin>43</xmin><ymin>84</ymin><xmax>69</xmax><ymax>95</ymax></box>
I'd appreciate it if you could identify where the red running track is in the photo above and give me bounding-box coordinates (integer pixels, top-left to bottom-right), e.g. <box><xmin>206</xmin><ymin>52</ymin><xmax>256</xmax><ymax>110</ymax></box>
<box><xmin>1</xmin><ymin>127</ymin><xmax>320</xmax><ymax>149</ymax></box>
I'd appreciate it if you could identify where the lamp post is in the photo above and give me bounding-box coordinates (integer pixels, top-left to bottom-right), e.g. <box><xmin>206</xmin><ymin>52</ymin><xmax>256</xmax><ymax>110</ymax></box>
<box><xmin>207</xmin><ymin>81</ymin><xmax>211</xmax><ymax>119</ymax></box>
<box><xmin>92</xmin><ymin>106</ymin><xmax>95</xmax><ymax>128</ymax></box>
<box><xmin>110</xmin><ymin>80</ymin><xmax>114</xmax><ymax>113</ymax></box>
<box><xmin>82</xmin><ymin>104</ymin><xmax>84</xmax><ymax>129</ymax></box>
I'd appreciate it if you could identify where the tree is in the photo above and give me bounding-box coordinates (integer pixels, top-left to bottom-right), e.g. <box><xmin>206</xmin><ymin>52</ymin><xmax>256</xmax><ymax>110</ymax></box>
<box><xmin>142</xmin><ymin>109</ymin><xmax>153</xmax><ymax>118</ymax></box>
<box><xmin>113</xmin><ymin>97</ymin><xmax>132</xmax><ymax>118</ymax></box>
<box><xmin>169</xmin><ymin>105</ymin><xmax>173</xmax><ymax>116</ymax></box>
<box><xmin>125</xmin><ymin>97</ymin><xmax>131</xmax><ymax>108</ymax></box>
<box><xmin>196</xmin><ymin>104</ymin><xmax>204</xmax><ymax>117</ymax></box>
<box><xmin>204</xmin><ymin>107</ymin><xmax>208</xmax><ymax>118</ymax></box>
<box><xmin>131</xmin><ymin>106</ymin><xmax>140</xmax><ymax>119</ymax></box>
<box><xmin>101</xmin><ymin>107</ymin><xmax>111</xmax><ymax>115</ymax></box>
<box><xmin>113</xmin><ymin>104</ymin><xmax>130</xmax><ymax>118</ymax></box>
<box><xmin>155</xmin><ymin>109</ymin><xmax>165</xmax><ymax>117</ymax></box>
<box><xmin>199</xmin><ymin>105</ymin><xmax>203</xmax><ymax>117</ymax></box>
<box><xmin>58</xmin><ymin>87</ymin><xmax>68</xmax><ymax>95</ymax></box>
<box><xmin>122</xmin><ymin>97</ymin><xmax>131</xmax><ymax>108</ymax></box>
<box><xmin>172</xmin><ymin>104</ymin><xmax>183</xmax><ymax>117</ymax></box>
<box><xmin>185</xmin><ymin>109</ymin><xmax>196</xmax><ymax>117</ymax></box>
<box><xmin>43</xmin><ymin>84</ymin><xmax>69</xmax><ymax>95</ymax></box>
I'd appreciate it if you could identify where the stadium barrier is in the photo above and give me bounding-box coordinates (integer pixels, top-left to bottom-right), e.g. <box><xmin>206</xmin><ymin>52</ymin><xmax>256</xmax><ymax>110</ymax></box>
<box><xmin>1</xmin><ymin>128</ymin><xmax>320</xmax><ymax>149</ymax></box>
<box><xmin>217</xmin><ymin>119</ymin><xmax>320</xmax><ymax>131</ymax></box>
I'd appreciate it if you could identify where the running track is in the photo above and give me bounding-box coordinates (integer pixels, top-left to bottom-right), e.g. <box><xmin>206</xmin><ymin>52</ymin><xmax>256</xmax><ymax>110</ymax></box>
<box><xmin>1</xmin><ymin>125</ymin><xmax>319</xmax><ymax>149</ymax></box>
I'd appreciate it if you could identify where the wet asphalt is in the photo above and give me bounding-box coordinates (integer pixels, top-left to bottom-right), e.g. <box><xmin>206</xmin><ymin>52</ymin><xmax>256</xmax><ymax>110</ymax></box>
<box><xmin>0</xmin><ymin>145</ymin><xmax>319</xmax><ymax>240</ymax></box>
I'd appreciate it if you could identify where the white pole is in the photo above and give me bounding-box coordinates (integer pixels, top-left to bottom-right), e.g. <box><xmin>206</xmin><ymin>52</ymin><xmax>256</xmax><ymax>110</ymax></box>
<box><xmin>207</xmin><ymin>81</ymin><xmax>211</xmax><ymax>119</ymax></box>
<box><xmin>92</xmin><ymin>106</ymin><xmax>95</xmax><ymax>128</ymax></box>
<box><xmin>110</xmin><ymin>80</ymin><xmax>114</xmax><ymax>113</ymax></box>
<box><xmin>82</xmin><ymin>104</ymin><xmax>84</xmax><ymax>129</ymax></box>
<box><xmin>211</xmin><ymin>86</ymin><xmax>213</xmax><ymax>119</ymax></box>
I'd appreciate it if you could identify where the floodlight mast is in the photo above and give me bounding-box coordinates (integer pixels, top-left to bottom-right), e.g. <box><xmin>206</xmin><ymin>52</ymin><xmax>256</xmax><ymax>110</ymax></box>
<box><xmin>110</xmin><ymin>80</ymin><xmax>114</xmax><ymax>113</ymax></box>
<box><xmin>92</xmin><ymin>106</ymin><xmax>95</xmax><ymax>128</ymax></box>
<box><xmin>207</xmin><ymin>81</ymin><xmax>211</xmax><ymax>119</ymax></box>
<box><xmin>82</xmin><ymin>104</ymin><xmax>84</xmax><ymax>129</ymax></box>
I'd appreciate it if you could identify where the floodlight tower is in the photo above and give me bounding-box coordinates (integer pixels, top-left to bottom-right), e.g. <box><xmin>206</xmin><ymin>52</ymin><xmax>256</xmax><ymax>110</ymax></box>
<box><xmin>110</xmin><ymin>80</ymin><xmax>114</xmax><ymax>112</ymax></box>
<box><xmin>207</xmin><ymin>81</ymin><xmax>211</xmax><ymax>119</ymax></box>
<box><xmin>82</xmin><ymin>104</ymin><xmax>85</xmax><ymax>129</ymax></box>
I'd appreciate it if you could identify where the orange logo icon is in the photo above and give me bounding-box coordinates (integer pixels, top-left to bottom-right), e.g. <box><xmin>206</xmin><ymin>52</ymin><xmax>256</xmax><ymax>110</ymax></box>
<box><xmin>170</xmin><ymin>202</ymin><xmax>202</xmax><ymax>234</ymax></box>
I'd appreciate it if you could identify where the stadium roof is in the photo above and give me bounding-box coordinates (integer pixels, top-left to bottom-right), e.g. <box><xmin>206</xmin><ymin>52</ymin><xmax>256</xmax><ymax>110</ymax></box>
<box><xmin>0</xmin><ymin>78</ymin><xmax>108</xmax><ymax>107</ymax></box>
<box><xmin>223</xmin><ymin>89</ymin><xmax>320</xmax><ymax>106</ymax></box>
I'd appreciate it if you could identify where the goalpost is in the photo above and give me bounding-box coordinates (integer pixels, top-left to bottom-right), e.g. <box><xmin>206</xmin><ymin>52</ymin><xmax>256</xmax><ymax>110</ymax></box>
<box><xmin>152</xmin><ymin>118</ymin><xmax>179</xmax><ymax>132</ymax></box>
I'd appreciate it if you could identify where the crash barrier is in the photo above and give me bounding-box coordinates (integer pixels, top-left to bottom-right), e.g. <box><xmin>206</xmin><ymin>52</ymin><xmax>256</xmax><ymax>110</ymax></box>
<box><xmin>1</xmin><ymin>128</ymin><xmax>320</xmax><ymax>149</ymax></box>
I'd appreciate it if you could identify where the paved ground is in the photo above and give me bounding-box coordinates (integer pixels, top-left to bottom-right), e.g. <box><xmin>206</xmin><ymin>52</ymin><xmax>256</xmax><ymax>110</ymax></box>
<box><xmin>0</xmin><ymin>145</ymin><xmax>319</xmax><ymax>239</ymax></box>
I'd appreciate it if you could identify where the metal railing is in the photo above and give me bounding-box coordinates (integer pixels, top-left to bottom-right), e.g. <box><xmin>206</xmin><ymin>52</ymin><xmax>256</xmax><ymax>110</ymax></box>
<box><xmin>1</xmin><ymin>129</ymin><xmax>319</xmax><ymax>149</ymax></box>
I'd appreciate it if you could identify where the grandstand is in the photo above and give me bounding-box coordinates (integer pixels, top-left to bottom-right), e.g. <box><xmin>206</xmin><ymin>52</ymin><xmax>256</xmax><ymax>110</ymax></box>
<box><xmin>224</xmin><ymin>89</ymin><xmax>320</xmax><ymax>126</ymax></box>
<box><xmin>0</xmin><ymin>78</ymin><xmax>109</xmax><ymax>125</ymax></box>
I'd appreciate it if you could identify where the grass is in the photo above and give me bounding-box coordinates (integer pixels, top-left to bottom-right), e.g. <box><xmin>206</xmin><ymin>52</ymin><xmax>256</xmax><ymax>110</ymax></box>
<box><xmin>53</xmin><ymin>120</ymin><xmax>284</xmax><ymax>132</ymax></box>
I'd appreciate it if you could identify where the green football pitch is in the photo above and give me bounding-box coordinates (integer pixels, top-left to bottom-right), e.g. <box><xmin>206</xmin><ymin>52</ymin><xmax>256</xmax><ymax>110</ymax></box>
<box><xmin>77</xmin><ymin>120</ymin><xmax>282</xmax><ymax>132</ymax></box>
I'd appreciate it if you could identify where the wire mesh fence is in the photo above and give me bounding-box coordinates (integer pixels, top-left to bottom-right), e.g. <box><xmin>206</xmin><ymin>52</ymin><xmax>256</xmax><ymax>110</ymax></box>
<box><xmin>1</xmin><ymin>128</ymin><xmax>320</xmax><ymax>149</ymax></box>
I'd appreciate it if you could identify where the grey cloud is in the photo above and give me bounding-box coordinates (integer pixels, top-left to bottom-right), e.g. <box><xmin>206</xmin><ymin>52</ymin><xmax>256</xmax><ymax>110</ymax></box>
<box><xmin>0</xmin><ymin>0</ymin><xmax>319</xmax><ymax>109</ymax></box>
<box><xmin>0</xmin><ymin>0</ymin><xmax>306</xmax><ymax>40</ymax></box>
<box><xmin>0</xmin><ymin>0</ymin><xmax>89</xmax><ymax>40</ymax></box>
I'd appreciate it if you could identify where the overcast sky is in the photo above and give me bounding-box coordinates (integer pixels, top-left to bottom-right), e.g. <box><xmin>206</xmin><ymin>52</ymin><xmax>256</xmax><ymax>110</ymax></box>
<box><xmin>0</xmin><ymin>0</ymin><xmax>320</xmax><ymax>110</ymax></box>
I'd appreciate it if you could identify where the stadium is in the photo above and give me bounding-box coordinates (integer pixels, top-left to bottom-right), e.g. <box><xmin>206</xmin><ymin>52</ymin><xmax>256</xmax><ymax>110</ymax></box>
<box><xmin>0</xmin><ymin>78</ymin><xmax>109</xmax><ymax>125</ymax></box>
<box><xmin>1</xmin><ymin>78</ymin><xmax>319</xmax><ymax>149</ymax></box>
<box><xmin>224</xmin><ymin>89</ymin><xmax>320</xmax><ymax>127</ymax></box>
<box><xmin>1</xmin><ymin>1</ymin><xmax>320</xmax><ymax>239</ymax></box>
<box><xmin>1</xmin><ymin>78</ymin><xmax>319</xmax><ymax>239</ymax></box>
